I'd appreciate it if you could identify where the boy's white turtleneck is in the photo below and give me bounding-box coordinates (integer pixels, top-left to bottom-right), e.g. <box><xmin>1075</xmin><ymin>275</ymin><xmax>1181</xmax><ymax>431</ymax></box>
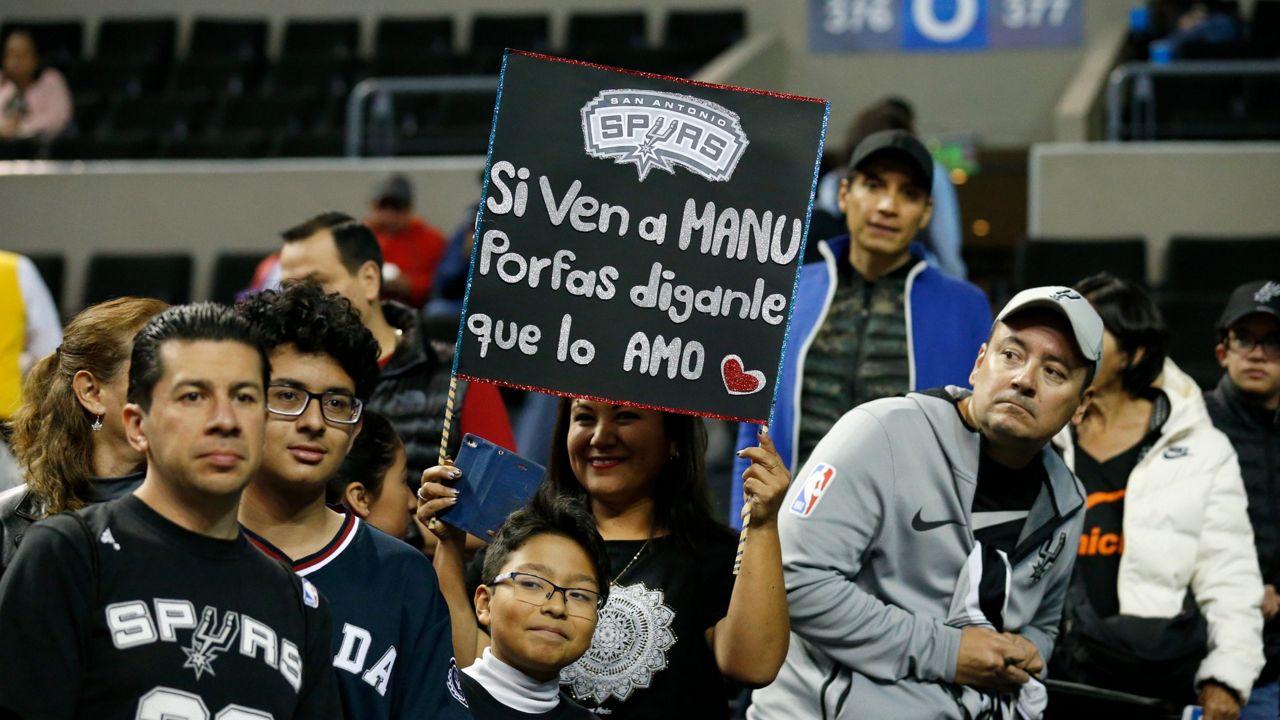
<box><xmin>462</xmin><ymin>647</ymin><xmax>560</xmax><ymax>714</ymax></box>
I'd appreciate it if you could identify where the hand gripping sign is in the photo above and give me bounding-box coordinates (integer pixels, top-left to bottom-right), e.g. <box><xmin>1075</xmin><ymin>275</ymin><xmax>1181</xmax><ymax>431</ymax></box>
<box><xmin>454</xmin><ymin>50</ymin><xmax>828</xmax><ymax>425</ymax></box>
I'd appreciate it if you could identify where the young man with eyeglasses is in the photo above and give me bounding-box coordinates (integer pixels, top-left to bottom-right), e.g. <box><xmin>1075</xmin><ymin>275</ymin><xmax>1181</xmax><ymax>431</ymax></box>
<box><xmin>449</xmin><ymin>493</ymin><xmax>609</xmax><ymax>719</ymax></box>
<box><xmin>1206</xmin><ymin>280</ymin><xmax>1280</xmax><ymax>720</ymax></box>
<box><xmin>235</xmin><ymin>282</ymin><xmax>469</xmax><ymax>720</ymax></box>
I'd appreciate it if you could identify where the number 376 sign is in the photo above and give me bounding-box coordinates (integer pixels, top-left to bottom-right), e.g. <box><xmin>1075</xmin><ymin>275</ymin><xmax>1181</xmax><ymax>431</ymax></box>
<box><xmin>811</xmin><ymin>0</ymin><xmax>1082</xmax><ymax>52</ymax></box>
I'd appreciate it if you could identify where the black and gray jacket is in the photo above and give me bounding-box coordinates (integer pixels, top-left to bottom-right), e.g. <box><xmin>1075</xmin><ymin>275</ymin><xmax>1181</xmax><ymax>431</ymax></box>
<box><xmin>1206</xmin><ymin>374</ymin><xmax>1280</xmax><ymax>683</ymax></box>
<box><xmin>369</xmin><ymin>301</ymin><xmax>468</xmax><ymax>489</ymax></box>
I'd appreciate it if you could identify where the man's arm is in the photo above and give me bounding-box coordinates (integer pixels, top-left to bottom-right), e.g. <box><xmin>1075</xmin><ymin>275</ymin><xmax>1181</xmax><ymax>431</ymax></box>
<box><xmin>0</xmin><ymin>517</ymin><xmax>93</xmax><ymax>718</ymax></box>
<box><xmin>17</xmin><ymin>255</ymin><xmax>62</xmax><ymax>372</ymax></box>
<box><xmin>780</xmin><ymin>409</ymin><xmax>962</xmax><ymax>684</ymax></box>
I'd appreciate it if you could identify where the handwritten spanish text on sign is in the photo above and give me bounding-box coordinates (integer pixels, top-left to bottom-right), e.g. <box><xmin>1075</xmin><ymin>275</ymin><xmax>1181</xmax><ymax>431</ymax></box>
<box><xmin>454</xmin><ymin>51</ymin><xmax>828</xmax><ymax>423</ymax></box>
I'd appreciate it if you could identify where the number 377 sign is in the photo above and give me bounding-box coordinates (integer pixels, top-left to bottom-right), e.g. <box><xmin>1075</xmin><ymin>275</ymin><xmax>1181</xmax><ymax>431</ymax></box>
<box><xmin>810</xmin><ymin>0</ymin><xmax>1082</xmax><ymax>52</ymax></box>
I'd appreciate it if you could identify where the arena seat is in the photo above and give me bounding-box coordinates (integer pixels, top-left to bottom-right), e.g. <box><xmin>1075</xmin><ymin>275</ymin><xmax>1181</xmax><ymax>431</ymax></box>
<box><xmin>210</xmin><ymin>252</ymin><xmax>266</xmax><ymax>304</ymax></box>
<box><xmin>1014</xmin><ymin>237</ymin><xmax>1148</xmax><ymax>291</ymax></box>
<box><xmin>96</xmin><ymin>17</ymin><xmax>176</xmax><ymax>69</ymax></box>
<box><xmin>189</xmin><ymin>17</ymin><xmax>268</xmax><ymax>64</ymax></box>
<box><xmin>282</xmin><ymin>18</ymin><xmax>360</xmax><ymax>61</ymax></box>
<box><xmin>26</xmin><ymin>254</ymin><xmax>65</xmax><ymax>317</ymax></box>
<box><xmin>1157</xmin><ymin>296</ymin><xmax>1224</xmax><ymax>390</ymax></box>
<box><xmin>567</xmin><ymin>12</ymin><xmax>647</xmax><ymax>58</ymax></box>
<box><xmin>84</xmin><ymin>253</ymin><xmax>193</xmax><ymax>307</ymax></box>
<box><xmin>1164</xmin><ymin>236</ymin><xmax>1280</xmax><ymax>294</ymax></box>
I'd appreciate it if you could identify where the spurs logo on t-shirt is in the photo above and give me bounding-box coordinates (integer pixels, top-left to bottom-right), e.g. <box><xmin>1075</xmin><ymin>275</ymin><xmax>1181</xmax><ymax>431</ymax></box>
<box><xmin>105</xmin><ymin>599</ymin><xmax>304</xmax><ymax>691</ymax></box>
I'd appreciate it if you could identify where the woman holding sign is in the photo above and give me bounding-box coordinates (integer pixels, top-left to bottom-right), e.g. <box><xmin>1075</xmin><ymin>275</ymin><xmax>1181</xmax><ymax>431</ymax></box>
<box><xmin>420</xmin><ymin>397</ymin><xmax>791</xmax><ymax>718</ymax></box>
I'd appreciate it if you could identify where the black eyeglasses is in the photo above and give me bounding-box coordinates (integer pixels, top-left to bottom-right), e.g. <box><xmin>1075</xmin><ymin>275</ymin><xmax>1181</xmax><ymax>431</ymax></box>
<box><xmin>1229</xmin><ymin>330</ymin><xmax>1280</xmax><ymax>359</ymax></box>
<box><xmin>491</xmin><ymin>571</ymin><xmax>604</xmax><ymax>619</ymax></box>
<box><xmin>266</xmin><ymin>385</ymin><xmax>363</xmax><ymax>424</ymax></box>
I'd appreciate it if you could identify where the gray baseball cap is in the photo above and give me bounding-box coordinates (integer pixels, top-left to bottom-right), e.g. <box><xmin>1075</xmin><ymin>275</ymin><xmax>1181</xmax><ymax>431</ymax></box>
<box><xmin>994</xmin><ymin>286</ymin><xmax>1105</xmax><ymax>380</ymax></box>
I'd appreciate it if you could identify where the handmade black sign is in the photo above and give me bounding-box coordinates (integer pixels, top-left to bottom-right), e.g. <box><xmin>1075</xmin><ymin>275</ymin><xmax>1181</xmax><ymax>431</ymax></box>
<box><xmin>455</xmin><ymin>50</ymin><xmax>828</xmax><ymax>423</ymax></box>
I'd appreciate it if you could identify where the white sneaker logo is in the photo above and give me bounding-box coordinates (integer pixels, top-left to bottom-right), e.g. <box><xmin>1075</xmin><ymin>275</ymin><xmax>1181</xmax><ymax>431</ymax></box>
<box><xmin>99</xmin><ymin>528</ymin><xmax>121</xmax><ymax>551</ymax></box>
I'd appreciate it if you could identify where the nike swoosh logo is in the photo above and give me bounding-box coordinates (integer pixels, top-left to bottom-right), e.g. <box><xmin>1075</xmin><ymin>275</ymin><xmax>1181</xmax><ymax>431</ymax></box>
<box><xmin>911</xmin><ymin>508</ymin><xmax>964</xmax><ymax>532</ymax></box>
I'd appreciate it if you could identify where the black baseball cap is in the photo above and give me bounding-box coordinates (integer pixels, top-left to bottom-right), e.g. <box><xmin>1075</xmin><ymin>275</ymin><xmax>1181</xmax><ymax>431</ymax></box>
<box><xmin>847</xmin><ymin>129</ymin><xmax>934</xmax><ymax>196</ymax></box>
<box><xmin>1217</xmin><ymin>280</ymin><xmax>1280</xmax><ymax>331</ymax></box>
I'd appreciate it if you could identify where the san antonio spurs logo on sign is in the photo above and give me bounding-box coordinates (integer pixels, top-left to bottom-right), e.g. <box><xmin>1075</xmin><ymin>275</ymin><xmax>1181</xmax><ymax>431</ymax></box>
<box><xmin>560</xmin><ymin>581</ymin><xmax>676</xmax><ymax>704</ymax></box>
<box><xmin>581</xmin><ymin>89</ymin><xmax>749</xmax><ymax>182</ymax></box>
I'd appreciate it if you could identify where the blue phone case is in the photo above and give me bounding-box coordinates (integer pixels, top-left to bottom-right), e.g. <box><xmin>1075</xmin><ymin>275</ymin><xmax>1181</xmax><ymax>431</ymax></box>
<box><xmin>439</xmin><ymin>434</ymin><xmax>546</xmax><ymax>538</ymax></box>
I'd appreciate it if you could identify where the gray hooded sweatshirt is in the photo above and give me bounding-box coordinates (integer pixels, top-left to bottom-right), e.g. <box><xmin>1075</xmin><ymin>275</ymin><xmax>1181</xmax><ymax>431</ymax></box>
<box><xmin>749</xmin><ymin>388</ymin><xmax>1086</xmax><ymax>720</ymax></box>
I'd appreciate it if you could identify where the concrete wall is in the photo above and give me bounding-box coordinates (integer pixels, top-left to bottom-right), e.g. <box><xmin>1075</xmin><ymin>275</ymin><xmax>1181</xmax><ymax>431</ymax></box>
<box><xmin>1029</xmin><ymin>142</ymin><xmax>1280</xmax><ymax>283</ymax></box>
<box><xmin>0</xmin><ymin>157</ymin><xmax>485</xmax><ymax>309</ymax></box>
<box><xmin>3</xmin><ymin>0</ymin><xmax>1133</xmax><ymax>146</ymax></box>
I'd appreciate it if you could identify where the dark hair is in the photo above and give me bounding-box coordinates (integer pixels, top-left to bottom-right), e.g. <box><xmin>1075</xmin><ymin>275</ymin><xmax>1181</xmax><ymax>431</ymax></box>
<box><xmin>13</xmin><ymin>297</ymin><xmax>168</xmax><ymax>514</ymax></box>
<box><xmin>539</xmin><ymin>398</ymin><xmax>730</xmax><ymax>546</ymax></box>
<box><xmin>482</xmin><ymin>493</ymin><xmax>612</xmax><ymax>604</ymax></box>
<box><xmin>844</xmin><ymin>101</ymin><xmax>913</xmax><ymax>161</ymax></box>
<box><xmin>327</xmin><ymin>411</ymin><xmax>402</xmax><ymax>505</ymax></box>
<box><xmin>280</xmin><ymin>212</ymin><xmax>383</xmax><ymax>274</ymax></box>
<box><xmin>129</xmin><ymin>302</ymin><xmax>269</xmax><ymax>411</ymax></box>
<box><xmin>235</xmin><ymin>280</ymin><xmax>381</xmax><ymax>400</ymax></box>
<box><xmin>1075</xmin><ymin>273</ymin><xmax>1169</xmax><ymax>396</ymax></box>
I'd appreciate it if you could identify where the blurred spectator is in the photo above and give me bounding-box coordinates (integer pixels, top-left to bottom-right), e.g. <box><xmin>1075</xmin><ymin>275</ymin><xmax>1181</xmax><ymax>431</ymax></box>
<box><xmin>365</xmin><ymin>174</ymin><xmax>447</xmax><ymax>308</ymax></box>
<box><xmin>1205</xmin><ymin>280</ymin><xmax>1280</xmax><ymax>720</ymax></box>
<box><xmin>1049</xmin><ymin>274</ymin><xmax>1263</xmax><ymax>717</ymax></box>
<box><xmin>0</xmin><ymin>250</ymin><xmax>62</xmax><ymax>422</ymax></box>
<box><xmin>814</xmin><ymin>97</ymin><xmax>966</xmax><ymax>279</ymax></box>
<box><xmin>0</xmin><ymin>30</ymin><xmax>71</xmax><ymax>141</ymax></box>
<box><xmin>729</xmin><ymin>130</ymin><xmax>990</xmax><ymax>526</ymax></box>
<box><xmin>1150</xmin><ymin>0</ymin><xmax>1244</xmax><ymax>59</ymax></box>
<box><xmin>1</xmin><ymin>297</ymin><xmax>168</xmax><ymax>576</ymax></box>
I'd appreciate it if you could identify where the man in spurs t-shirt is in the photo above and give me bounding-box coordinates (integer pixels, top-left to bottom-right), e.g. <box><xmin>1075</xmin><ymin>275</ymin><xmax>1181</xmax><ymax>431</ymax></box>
<box><xmin>0</xmin><ymin>303</ymin><xmax>341</xmax><ymax>719</ymax></box>
<box><xmin>235</xmin><ymin>281</ymin><xmax>468</xmax><ymax>720</ymax></box>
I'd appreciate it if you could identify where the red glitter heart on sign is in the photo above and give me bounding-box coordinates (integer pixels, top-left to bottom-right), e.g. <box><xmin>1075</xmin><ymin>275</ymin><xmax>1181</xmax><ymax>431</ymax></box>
<box><xmin>721</xmin><ymin>355</ymin><xmax>765</xmax><ymax>395</ymax></box>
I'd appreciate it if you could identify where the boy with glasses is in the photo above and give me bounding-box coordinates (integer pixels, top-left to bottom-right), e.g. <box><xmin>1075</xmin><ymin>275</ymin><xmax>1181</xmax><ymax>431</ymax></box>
<box><xmin>236</xmin><ymin>282</ymin><xmax>468</xmax><ymax>719</ymax></box>
<box><xmin>449</xmin><ymin>494</ymin><xmax>609</xmax><ymax>719</ymax></box>
<box><xmin>1206</xmin><ymin>280</ymin><xmax>1280</xmax><ymax>720</ymax></box>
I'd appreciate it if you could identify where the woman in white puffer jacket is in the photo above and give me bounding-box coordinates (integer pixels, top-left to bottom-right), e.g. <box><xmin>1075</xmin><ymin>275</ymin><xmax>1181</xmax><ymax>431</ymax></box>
<box><xmin>1052</xmin><ymin>273</ymin><xmax>1263</xmax><ymax>718</ymax></box>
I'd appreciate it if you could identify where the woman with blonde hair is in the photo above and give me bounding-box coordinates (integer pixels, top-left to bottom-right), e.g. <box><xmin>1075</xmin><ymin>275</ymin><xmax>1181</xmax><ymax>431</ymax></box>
<box><xmin>0</xmin><ymin>296</ymin><xmax>167</xmax><ymax>575</ymax></box>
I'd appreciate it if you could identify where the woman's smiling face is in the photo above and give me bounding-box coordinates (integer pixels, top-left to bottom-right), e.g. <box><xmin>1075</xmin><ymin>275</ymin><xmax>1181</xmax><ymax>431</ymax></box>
<box><xmin>566</xmin><ymin>400</ymin><xmax>670</xmax><ymax>505</ymax></box>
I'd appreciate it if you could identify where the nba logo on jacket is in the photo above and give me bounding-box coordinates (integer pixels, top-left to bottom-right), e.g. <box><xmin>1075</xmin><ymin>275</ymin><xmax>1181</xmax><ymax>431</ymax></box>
<box><xmin>790</xmin><ymin>463</ymin><xmax>837</xmax><ymax>518</ymax></box>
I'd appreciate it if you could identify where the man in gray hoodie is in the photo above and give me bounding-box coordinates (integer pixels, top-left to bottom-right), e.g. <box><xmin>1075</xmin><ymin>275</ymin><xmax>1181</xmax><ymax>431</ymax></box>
<box><xmin>748</xmin><ymin>287</ymin><xmax>1104</xmax><ymax>720</ymax></box>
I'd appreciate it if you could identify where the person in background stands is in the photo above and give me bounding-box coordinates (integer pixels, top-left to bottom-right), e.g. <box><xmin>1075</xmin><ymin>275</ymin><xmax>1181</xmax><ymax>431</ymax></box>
<box><xmin>276</xmin><ymin>212</ymin><xmax>514</xmax><ymax>505</ymax></box>
<box><xmin>730</xmin><ymin>129</ymin><xmax>990</xmax><ymax>528</ymax></box>
<box><xmin>327</xmin><ymin>410</ymin><xmax>417</xmax><ymax>541</ymax></box>
<box><xmin>1049</xmin><ymin>274</ymin><xmax>1262</xmax><ymax>720</ymax></box>
<box><xmin>0</xmin><ymin>250</ymin><xmax>62</xmax><ymax>425</ymax></box>
<box><xmin>0</xmin><ymin>30</ymin><xmax>72</xmax><ymax>141</ymax></box>
<box><xmin>1</xmin><ymin>297</ymin><xmax>167</xmax><ymax>576</ymax></box>
<box><xmin>1205</xmin><ymin>280</ymin><xmax>1280</xmax><ymax>720</ymax></box>
<box><xmin>365</xmin><ymin>174</ymin><xmax>448</xmax><ymax>309</ymax></box>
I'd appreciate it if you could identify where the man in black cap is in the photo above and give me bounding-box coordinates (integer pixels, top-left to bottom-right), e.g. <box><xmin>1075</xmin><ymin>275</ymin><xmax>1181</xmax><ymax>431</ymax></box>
<box><xmin>364</xmin><ymin>173</ymin><xmax>447</xmax><ymax>308</ymax></box>
<box><xmin>728</xmin><ymin>129</ymin><xmax>992</xmax><ymax>524</ymax></box>
<box><xmin>1206</xmin><ymin>280</ymin><xmax>1280</xmax><ymax>720</ymax></box>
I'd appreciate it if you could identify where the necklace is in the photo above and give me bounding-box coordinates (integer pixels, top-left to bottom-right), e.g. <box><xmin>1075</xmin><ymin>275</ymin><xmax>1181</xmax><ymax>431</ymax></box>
<box><xmin>611</xmin><ymin>538</ymin><xmax>651</xmax><ymax>585</ymax></box>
